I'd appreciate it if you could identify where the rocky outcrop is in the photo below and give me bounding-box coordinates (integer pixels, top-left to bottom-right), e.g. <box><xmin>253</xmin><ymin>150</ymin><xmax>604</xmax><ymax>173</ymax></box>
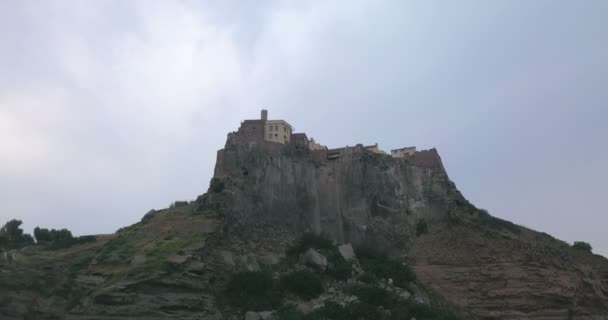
<box><xmin>202</xmin><ymin>133</ymin><xmax>459</xmax><ymax>254</ymax></box>
<box><xmin>195</xmin><ymin>129</ymin><xmax>608</xmax><ymax>319</ymax></box>
<box><xmin>2</xmin><ymin>125</ymin><xmax>608</xmax><ymax>319</ymax></box>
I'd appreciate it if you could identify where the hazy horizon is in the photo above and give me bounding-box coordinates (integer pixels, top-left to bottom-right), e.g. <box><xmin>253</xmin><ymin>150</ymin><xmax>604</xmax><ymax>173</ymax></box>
<box><xmin>1</xmin><ymin>1</ymin><xmax>607</xmax><ymax>256</ymax></box>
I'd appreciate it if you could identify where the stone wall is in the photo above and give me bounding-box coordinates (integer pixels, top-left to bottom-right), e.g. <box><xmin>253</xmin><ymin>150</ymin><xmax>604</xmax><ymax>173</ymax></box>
<box><xmin>391</xmin><ymin>146</ymin><xmax>416</xmax><ymax>158</ymax></box>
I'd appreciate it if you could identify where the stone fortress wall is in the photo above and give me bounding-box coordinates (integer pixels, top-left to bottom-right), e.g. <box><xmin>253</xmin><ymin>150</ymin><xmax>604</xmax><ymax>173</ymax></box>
<box><xmin>232</xmin><ymin>109</ymin><xmax>418</xmax><ymax>160</ymax></box>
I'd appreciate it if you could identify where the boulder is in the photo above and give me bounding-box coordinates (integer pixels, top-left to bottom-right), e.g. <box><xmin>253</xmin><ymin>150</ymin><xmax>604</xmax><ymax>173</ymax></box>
<box><xmin>338</xmin><ymin>243</ymin><xmax>355</xmax><ymax>261</ymax></box>
<box><xmin>0</xmin><ymin>250</ymin><xmax>16</xmax><ymax>265</ymax></box>
<box><xmin>219</xmin><ymin>250</ymin><xmax>236</xmax><ymax>267</ymax></box>
<box><xmin>245</xmin><ymin>311</ymin><xmax>260</xmax><ymax>320</ymax></box>
<box><xmin>300</xmin><ymin>248</ymin><xmax>327</xmax><ymax>269</ymax></box>
<box><xmin>174</xmin><ymin>201</ymin><xmax>189</xmax><ymax>207</ymax></box>
<box><xmin>259</xmin><ymin>311</ymin><xmax>273</xmax><ymax>320</ymax></box>
<box><xmin>239</xmin><ymin>255</ymin><xmax>261</xmax><ymax>271</ymax></box>
<box><xmin>258</xmin><ymin>254</ymin><xmax>280</xmax><ymax>266</ymax></box>
<box><xmin>140</xmin><ymin>209</ymin><xmax>157</xmax><ymax>223</ymax></box>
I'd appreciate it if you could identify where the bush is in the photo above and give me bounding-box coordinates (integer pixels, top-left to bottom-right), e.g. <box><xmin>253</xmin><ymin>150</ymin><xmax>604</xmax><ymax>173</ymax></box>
<box><xmin>287</xmin><ymin>233</ymin><xmax>334</xmax><ymax>257</ymax></box>
<box><xmin>357</xmin><ymin>272</ymin><xmax>378</xmax><ymax>285</ymax></box>
<box><xmin>355</xmin><ymin>247</ymin><xmax>415</xmax><ymax>288</ymax></box>
<box><xmin>327</xmin><ymin>258</ymin><xmax>353</xmax><ymax>281</ymax></box>
<box><xmin>280</xmin><ymin>270</ymin><xmax>324</xmax><ymax>299</ymax></box>
<box><xmin>351</xmin><ymin>285</ymin><xmax>396</xmax><ymax>309</ymax></box>
<box><xmin>225</xmin><ymin>271</ymin><xmax>282</xmax><ymax>311</ymax></box>
<box><xmin>416</xmin><ymin>220</ymin><xmax>428</xmax><ymax>237</ymax></box>
<box><xmin>572</xmin><ymin>241</ymin><xmax>592</xmax><ymax>252</ymax></box>
<box><xmin>390</xmin><ymin>302</ymin><xmax>462</xmax><ymax>320</ymax></box>
<box><xmin>305</xmin><ymin>301</ymin><xmax>382</xmax><ymax>320</ymax></box>
<box><xmin>275</xmin><ymin>304</ymin><xmax>305</xmax><ymax>320</ymax></box>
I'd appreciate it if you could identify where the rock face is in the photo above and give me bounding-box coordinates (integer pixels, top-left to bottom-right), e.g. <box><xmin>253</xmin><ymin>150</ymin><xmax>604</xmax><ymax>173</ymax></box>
<box><xmin>204</xmin><ymin>132</ymin><xmax>456</xmax><ymax>253</ymax></box>
<box><xmin>197</xmin><ymin>130</ymin><xmax>608</xmax><ymax>319</ymax></box>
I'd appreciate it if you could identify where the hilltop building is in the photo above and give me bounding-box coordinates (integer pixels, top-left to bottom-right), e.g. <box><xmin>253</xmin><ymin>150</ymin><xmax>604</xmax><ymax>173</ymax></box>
<box><xmin>235</xmin><ymin>110</ymin><xmax>414</xmax><ymax>158</ymax></box>
<box><xmin>364</xmin><ymin>143</ymin><xmax>387</xmax><ymax>155</ymax></box>
<box><xmin>261</xmin><ymin>109</ymin><xmax>293</xmax><ymax>144</ymax></box>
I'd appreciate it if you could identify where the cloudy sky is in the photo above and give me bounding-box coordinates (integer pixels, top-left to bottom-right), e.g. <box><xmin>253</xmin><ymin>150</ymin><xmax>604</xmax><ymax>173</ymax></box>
<box><xmin>1</xmin><ymin>1</ymin><xmax>607</xmax><ymax>255</ymax></box>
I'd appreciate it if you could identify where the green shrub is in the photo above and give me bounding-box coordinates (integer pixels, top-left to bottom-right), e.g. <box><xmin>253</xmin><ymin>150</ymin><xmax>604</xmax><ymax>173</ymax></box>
<box><xmin>280</xmin><ymin>270</ymin><xmax>324</xmax><ymax>299</ymax></box>
<box><xmin>357</xmin><ymin>272</ymin><xmax>378</xmax><ymax>285</ymax></box>
<box><xmin>345</xmin><ymin>302</ymin><xmax>384</xmax><ymax>320</ymax></box>
<box><xmin>389</xmin><ymin>302</ymin><xmax>462</xmax><ymax>320</ymax></box>
<box><xmin>305</xmin><ymin>301</ymin><xmax>382</xmax><ymax>320</ymax></box>
<box><xmin>572</xmin><ymin>241</ymin><xmax>592</xmax><ymax>252</ymax></box>
<box><xmin>276</xmin><ymin>304</ymin><xmax>305</xmax><ymax>320</ymax></box>
<box><xmin>355</xmin><ymin>247</ymin><xmax>415</xmax><ymax>288</ymax></box>
<box><xmin>415</xmin><ymin>220</ymin><xmax>428</xmax><ymax>237</ymax></box>
<box><xmin>350</xmin><ymin>285</ymin><xmax>396</xmax><ymax>309</ymax></box>
<box><xmin>225</xmin><ymin>271</ymin><xmax>282</xmax><ymax>311</ymax></box>
<box><xmin>327</xmin><ymin>258</ymin><xmax>353</xmax><ymax>281</ymax></box>
<box><xmin>287</xmin><ymin>233</ymin><xmax>334</xmax><ymax>257</ymax></box>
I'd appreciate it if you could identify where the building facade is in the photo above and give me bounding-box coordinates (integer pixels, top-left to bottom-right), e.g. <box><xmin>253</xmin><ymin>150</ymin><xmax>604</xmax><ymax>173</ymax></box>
<box><xmin>391</xmin><ymin>146</ymin><xmax>417</xmax><ymax>158</ymax></box>
<box><xmin>264</xmin><ymin>119</ymin><xmax>292</xmax><ymax>144</ymax></box>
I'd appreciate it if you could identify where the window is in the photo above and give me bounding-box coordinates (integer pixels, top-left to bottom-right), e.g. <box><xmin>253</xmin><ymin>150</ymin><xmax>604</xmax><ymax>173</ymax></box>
<box><xmin>269</xmin><ymin>126</ymin><xmax>273</xmax><ymax>132</ymax></box>
<box><xmin>268</xmin><ymin>134</ymin><xmax>273</xmax><ymax>139</ymax></box>
<box><xmin>274</xmin><ymin>125</ymin><xmax>278</xmax><ymax>131</ymax></box>
<box><xmin>283</xmin><ymin>127</ymin><xmax>286</xmax><ymax>132</ymax></box>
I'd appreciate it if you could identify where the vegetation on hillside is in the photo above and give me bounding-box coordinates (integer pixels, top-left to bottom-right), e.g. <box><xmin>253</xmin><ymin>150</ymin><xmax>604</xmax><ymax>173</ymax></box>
<box><xmin>572</xmin><ymin>241</ymin><xmax>593</xmax><ymax>253</ymax></box>
<box><xmin>224</xmin><ymin>233</ymin><xmax>462</xmax><ymax>320</ymax></box>
<box><xmin>0</xmin><ymin>219</ymin><xmax>95</xmax><ymax>251</ymax></box>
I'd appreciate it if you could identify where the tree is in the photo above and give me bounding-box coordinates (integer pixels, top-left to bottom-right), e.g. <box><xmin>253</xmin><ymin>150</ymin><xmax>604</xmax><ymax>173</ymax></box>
<box><xmin>34</xmin><ymin>227</ymin><xmax>52</xmax><ymax>243</ymax></box>
<box><xmin>0</xmin><ymin>219</ymin><xmax>34</xmax><ymax>249</ymax></box>
<box><xmin>1</xmin><ymin>219</ymin><xmax>25</xmax><ymax>239</ymax></box>
<box><xmin>572</xmin><ymin>241</ymin><xmax>592</xmax><ymax>253</ymax></box>
<box><xmin>34</xmin><ymin>227</ymin><xmax>74</xmax><ymax>245</ymax></box>
<box><xmin>0</xmin><ymin>233</ymin><xmax>7</xmax><ymax>248</ymax></box>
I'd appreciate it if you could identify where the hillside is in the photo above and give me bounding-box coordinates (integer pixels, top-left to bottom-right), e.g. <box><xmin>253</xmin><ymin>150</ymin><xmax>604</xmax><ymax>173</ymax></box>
<box><xmin>1</xmin><ymin>120</ymin><xmax>608</xmax><ymax>319</ymax></box>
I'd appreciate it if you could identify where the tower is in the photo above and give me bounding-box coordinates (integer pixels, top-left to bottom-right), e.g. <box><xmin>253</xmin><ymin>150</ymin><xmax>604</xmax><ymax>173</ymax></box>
<box><xmin>261</xmin><ymin>109</ymin><xmax>268</xmax><ymax>121</ymax></box>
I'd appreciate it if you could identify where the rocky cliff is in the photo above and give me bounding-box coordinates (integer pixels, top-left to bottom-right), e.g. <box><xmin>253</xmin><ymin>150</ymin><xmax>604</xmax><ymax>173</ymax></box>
<box><xmin>1</xmin><ymin>128</ymin><xmax>608</xmax><ymax>319</ymax></box>
<box><xmin>199</xmin><ymin>131</ymin><xmax>608</xmax><ymax>319</ymax></box>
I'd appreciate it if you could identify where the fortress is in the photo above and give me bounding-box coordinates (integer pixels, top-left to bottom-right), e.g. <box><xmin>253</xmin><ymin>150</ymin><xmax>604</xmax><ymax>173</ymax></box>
<box><xmin>231</xmin><ymin>109</ymin><xmax>417</xmax><ymax>159</ymax></box>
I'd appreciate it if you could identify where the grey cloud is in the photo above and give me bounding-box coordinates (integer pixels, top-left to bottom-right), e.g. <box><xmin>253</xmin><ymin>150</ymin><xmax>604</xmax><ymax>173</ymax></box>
<box><xmin>0</xmin><ymin>0</ymin><xmax>607</xmax><ymax>255</ymax></box>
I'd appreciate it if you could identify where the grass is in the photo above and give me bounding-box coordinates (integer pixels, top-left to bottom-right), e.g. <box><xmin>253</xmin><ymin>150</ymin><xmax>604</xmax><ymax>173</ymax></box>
<box><xmin>96</xmin><ymin>233</ymin><xmax>136</xmax><ymax>263</ymax></box>
<box><xmin>477</xmin><ymin>209</ymin><xmax>521</xmax><ymax>234</ymax></box>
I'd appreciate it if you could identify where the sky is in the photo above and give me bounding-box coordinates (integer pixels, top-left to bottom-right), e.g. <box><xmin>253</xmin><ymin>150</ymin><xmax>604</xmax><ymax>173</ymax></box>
<box><xmin>1</xmin><ymin>1</ymin><xmax>607</xmax><ymax>255</ymax></box>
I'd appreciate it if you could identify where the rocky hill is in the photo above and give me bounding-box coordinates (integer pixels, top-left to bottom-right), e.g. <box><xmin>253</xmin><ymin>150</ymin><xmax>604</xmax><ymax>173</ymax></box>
<box><xmin>1</xmin><ymin>125</ymin><xmax>608</xmax><ymax>319</ymax></box>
